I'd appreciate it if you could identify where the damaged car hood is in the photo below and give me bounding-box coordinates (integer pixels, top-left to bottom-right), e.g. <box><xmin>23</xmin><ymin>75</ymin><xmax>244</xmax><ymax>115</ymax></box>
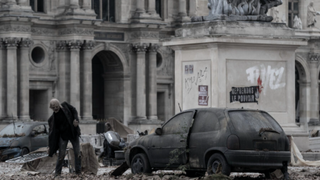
<box><xmin>0</xmin><ymin>138</ymin><xmax>19</xmax><ymax>147</ymax></box>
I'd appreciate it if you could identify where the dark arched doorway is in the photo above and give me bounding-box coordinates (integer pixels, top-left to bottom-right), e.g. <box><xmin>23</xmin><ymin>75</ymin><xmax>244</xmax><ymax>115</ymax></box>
<box><xmin>92</xmin><ymin>51</ymin><xmax>124</xmax><ymax>120</ymax></box>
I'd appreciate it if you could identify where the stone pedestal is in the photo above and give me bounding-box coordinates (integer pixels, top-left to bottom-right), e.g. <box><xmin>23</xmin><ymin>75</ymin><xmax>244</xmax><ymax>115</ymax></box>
<box><xmin>163</xmin><ymin>21</ymin><xmax>308</xmax><ymax>150</ymax></box>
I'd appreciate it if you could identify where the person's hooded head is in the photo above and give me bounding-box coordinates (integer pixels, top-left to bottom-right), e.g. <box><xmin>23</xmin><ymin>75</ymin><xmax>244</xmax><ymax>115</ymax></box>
<box><xmin>49</xmin><ymin>98</ymin><xmax>62</xmax><ymax>113</ymax></box>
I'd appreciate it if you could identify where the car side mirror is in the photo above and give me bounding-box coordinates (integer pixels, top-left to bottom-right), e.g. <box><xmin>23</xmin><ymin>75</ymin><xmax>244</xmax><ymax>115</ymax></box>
<box><xmin>30</xmin><ymin>131</ymin><xmax>36</xmax><ymax>137</ymax></box>
<box><xmin>155</xmin><ymin>128</ymin><xmax>162</xmax><ymax>135</ymax></box>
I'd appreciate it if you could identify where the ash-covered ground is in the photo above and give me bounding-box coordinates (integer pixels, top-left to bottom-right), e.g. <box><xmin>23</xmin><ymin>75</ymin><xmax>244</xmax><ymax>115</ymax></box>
<box><xmin>0</xmin><ymin>162</ymin><xmax>320</xmax><ymax>180</ymax></box>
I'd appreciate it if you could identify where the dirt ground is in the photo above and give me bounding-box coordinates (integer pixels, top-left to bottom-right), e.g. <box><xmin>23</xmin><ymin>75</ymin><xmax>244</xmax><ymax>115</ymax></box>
<box><xmin>1</xmin><ymin>162</ymin><xmax>320</xmax><ymax>180</ymax></box>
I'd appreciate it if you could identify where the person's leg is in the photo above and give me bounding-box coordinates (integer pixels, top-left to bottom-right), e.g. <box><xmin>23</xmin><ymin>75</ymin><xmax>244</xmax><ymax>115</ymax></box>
<box><xmin>70</xmin><ymin>137</ymin><xmax>81</xmax><ymax>174</ymax></box>
<box><xmin>55</xmin><ymin>137</ymin><xmax>68</xmax><ymax>175</ymax></box>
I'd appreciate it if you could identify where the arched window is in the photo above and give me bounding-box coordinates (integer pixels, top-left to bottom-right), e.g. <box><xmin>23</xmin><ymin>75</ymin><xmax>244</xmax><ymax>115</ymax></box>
<box><xmin>288</xmin><ymin>0</ymin><xmax>299</xmax><ymax>28</ymax></box>
<box><xmin>30</xmin><ymin>0</ymin><xmax>44</xmax><ymax>13</ymax></box>
<box><xmin>92</xmin><ymin>0</ymin><xmax>115</xmax><ymax>22</ymax></box>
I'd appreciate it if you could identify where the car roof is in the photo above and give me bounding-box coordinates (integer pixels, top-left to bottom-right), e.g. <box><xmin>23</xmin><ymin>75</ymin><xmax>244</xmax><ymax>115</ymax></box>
<box><xmin>180</xmin><ymin>107</ymin><xmax>267</xmax><ymax>113</ymax></box>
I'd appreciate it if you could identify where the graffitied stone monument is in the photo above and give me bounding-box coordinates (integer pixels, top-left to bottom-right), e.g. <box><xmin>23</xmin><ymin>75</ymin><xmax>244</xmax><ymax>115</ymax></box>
<box><xmin>163</xmin><ymin>0</ymin><xmax>310</xmax><ymax>150</ymax></box>
<box><xmin>191</xmin><ymin>0</ymin><xmax>282</xmax><ymax>22</ymax></box>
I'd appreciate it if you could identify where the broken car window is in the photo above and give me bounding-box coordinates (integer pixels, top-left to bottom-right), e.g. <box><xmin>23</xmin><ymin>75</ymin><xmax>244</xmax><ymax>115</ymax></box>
<box><xmin>192</xmin><ymin>111</ymin><xmax>220</xmax><ymax>133</ymax></box>
<box><xmin>228</xmin><ymin>111</ymin><xmax>283</xmax><ymax>133</ymax></box>
<box><xmin>0</xmin><ymin>124</ymin><xmax>30</xmax><ymax>137</ymax></box>
<box><xmin>162</xmin><ymin>112</ymin><xmax>193</xmax><ymax>134</ymax></box>
<box><xmin>32</xmin><ymin>125</ymin><xmax>46</xmax><ymax>136</ymax></box>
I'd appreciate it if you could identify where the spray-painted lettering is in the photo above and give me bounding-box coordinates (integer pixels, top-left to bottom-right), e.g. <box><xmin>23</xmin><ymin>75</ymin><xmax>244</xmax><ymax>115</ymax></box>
<box><xmin>185</xmin><ymin>67</ymin><xmax>208</xmax><ymax>94</ymax></box>
<box><xmin>246</xmin><ymin>64</ymin><xmax>285</xmax><ymax>95</ymax></box>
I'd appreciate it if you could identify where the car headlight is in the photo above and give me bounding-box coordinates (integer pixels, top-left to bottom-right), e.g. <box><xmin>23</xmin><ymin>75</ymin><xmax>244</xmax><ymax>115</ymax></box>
<box><xmin>10</xmin><ymin>140</ymin><xmax>20</xmax><ymax>148</ymax></box>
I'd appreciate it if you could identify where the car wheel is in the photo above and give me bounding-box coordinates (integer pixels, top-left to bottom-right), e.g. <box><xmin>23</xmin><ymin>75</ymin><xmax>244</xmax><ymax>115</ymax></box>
<box><xmin>131</xmin><ymin>153</ymin><xmax>151</xmax><ymax>174</ymax></box>
<box><xmin>21</xmin><ymin>148</ymin><xmax>29</xmax><ymax>156</ymax></box>
<box><xmin>207</xmin><ymin>153</ymin><xmax>231</xmax><ymax>176</ymax></box>
<box><xmin>185</xmin><ymin>170</ymin><xmax>205</xmax><ymax>177</ymax></box>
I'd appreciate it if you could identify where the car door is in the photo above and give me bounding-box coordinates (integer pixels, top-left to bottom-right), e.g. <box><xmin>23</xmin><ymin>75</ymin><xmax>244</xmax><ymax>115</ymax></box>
<box><xmin>30</xmin><ymin>125</ymin><xmax>48</xmax><ymax>151</ymax></box>
<box><xmin>189</xmin><ymin>110</ymin><xmax>222</xmax><ymax>168</ymax></box>
<box><xmin>148</xmin><ymin>111</ymin><xmax>195</xmax><ymax>168</ymax></box>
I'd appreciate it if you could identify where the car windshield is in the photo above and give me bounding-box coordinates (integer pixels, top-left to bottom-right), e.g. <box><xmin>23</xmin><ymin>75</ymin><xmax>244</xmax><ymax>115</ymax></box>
<box><xmin>0</xmin><ymin>124</ymin><xmax>30</xmax><ymax>137</ymax></box>
<box><xmin>228</xmin><ymin>111</ymin><xmax>283</xmax><ymax>133</ymax></box>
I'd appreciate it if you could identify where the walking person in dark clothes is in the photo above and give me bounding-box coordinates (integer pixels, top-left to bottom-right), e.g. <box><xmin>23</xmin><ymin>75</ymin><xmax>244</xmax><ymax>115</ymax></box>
<box><xmin>47</xmin><ymin>98</ymin><xmax>81</xmax><ymax>178</ymax></box>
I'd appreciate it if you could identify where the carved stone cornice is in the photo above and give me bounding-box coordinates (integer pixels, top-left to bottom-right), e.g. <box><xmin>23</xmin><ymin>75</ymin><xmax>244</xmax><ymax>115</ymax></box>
<box><xmin>67</xmin><ymin>40</ymin><xmax>83</xmax><ymax>49</ymax></box>
<box><xmin>130</xmin><ymin>32</ymin><xmax>159</xmax><ymax>40</ymax></box>
<box><xmin>132</xmin><ymin>43</ymin><xmax>149</xmax><ymax>52</ymax></box>
<box><xmin>20</xmin><ymin>38</ymin><xmax>33</xmax><ymax>48</ymax></box>
<box><xmin>56</xmin><ymin>41</ymin><xmax>67</xmax><ymax>50</ymax></box>
<box><xmin>148</xmin><ymin>44</ymin><xmax>159</xmax><ymax>52</ymax></box>
<box><xmin>309</xmin><ymin>53</ymin><xmax>320</xmax><ymax>62</ymax></box>
<box><xmin>31</xmin><ymin>28</ymin><xmax>55</xmax><ymax>36</ymax></box>
<box><xmin>58</xmin><ymin>28</ymin><xmax>94</xmax><ymax>36</ymax></box>
<box><xmin>0</xmin><ymin>25</ymin><xmax>31</xmax><ymax>33</ymax></box>
<box><xmin>4</xmin><ymin>37</ymin><xmax>20</xmax><ymax>48</ymax></box>
<box><xmin>82</xmin><ymin>40</ymin><xmax>95</xmax><ymax>50</ymax></box>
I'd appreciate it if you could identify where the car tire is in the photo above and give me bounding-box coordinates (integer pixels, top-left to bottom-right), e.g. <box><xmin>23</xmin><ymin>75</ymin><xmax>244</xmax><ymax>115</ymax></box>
<box><xmin>21</xmin><ymin>148</ymin><xmax>29</xmax><ymax>156</ymax></box>
<box><xmin>185</xmin><ymin>170</ymin><xmax>205</xmax><ymax>177</ymax></box>
<box><xmin>131</xmin><ymin>153</ymin><xmax>152</xmax><ymax>174</ymax></box>
<box><xmin>207</xmin><ymin>153</ymin><xmax>231</xmax><ymax>176</ymax></box>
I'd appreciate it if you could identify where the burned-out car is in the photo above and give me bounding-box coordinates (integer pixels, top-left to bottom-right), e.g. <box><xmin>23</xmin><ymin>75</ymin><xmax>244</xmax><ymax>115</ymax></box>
<box><xmin>0</xmin><ymin>122</ymin><xmax>48</xmax><ymax>161</ymax></box>
<box><xmin>125</xmin><ymin>108</ymin><xmax>290</xmax><ymax>177</ymax></box>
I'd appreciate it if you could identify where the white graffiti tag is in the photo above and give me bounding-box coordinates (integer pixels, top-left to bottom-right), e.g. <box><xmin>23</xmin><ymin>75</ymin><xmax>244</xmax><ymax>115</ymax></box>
<box><xmin>246</xmin><ymin>64</ymin><xmax>285</xmax><ymax>95</ymax></box>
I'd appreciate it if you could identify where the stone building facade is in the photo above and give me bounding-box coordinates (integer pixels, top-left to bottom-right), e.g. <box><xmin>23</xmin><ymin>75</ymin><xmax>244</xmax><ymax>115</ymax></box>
<box><xmin>0</xmin><ymin>0</ymin><xmax>320</xmax><ymax>147</ymax></box>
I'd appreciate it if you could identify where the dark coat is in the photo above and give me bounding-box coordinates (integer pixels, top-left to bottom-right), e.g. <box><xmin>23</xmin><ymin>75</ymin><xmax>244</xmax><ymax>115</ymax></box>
<box><xmin>48</xmin><ymin>102</ymin><xmax>81</xmax><ymax>157</ymax></box>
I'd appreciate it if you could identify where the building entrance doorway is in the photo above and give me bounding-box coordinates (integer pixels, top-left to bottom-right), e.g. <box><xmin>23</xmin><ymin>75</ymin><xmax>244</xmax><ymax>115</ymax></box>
<box><xmin>92</xmin><ymin>50</ymin><xmax>124</xmax><ymax>121</ymax></box>
<box><xmin>29</xmin><ymin>90</ymin><xmax>49</xmax><ymax>121</ymax></box>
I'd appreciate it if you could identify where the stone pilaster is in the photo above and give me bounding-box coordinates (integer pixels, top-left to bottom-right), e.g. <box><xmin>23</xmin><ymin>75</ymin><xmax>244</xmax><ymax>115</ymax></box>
<box><xmin>18</xmin><ymin>38</ymin><xmax>33</xmax><ymax>121</ymax></box>
<box><xmin>133</xmin><ymin>0</ymin><xmax>147</xmax><ymax>18</ymax></box>
<box><xmin>56</xmin><ymin>41</ymin><xmax>69</xmax><ymax>102</ymax></box>
<box><xmin>4</xmin><ymin>37</ymin><xmax>20</xmax><ymax>120</ymax></box>
<box><xmin>70</xmin><ymin>0</ymin><xmax>80</xmax><ymax>8</ymax></box>
<box><xmin>133</xmin><ymin>43</ymin><xmax>149</xmax><ymax>119</ymax></box>
<box><xmin>67</xmin><ymin>40</ymin><xmax>83</xmax><ymax>115</ymax></box>
<box><xmin>146</xmin><ymin>0</ymin><xmax>160</xmax><ymax>18</ymax></box>
<box><xmin>177</xmin><ymin>0</ymin><xmax>190</xmax><ymax>22</ymax></box>
<box><xmin>147</xmin><ymin>44</ymin><xmax>159</xmax><ymax>120</ymax></box>
<box><xmin>308</xmin><ymin>52</ymin><xmax>320</xmax><ymax>122</ymax></box>
<box><xmin>0</xmin><ymin>39</ymin><xmax>6</xmax><ymax>119</ymax></box>
<box><xmin>80</xmin><ymin>0</ymin><xmax>91</xmax><ymax>9</ymax></box>
<box><xmin>81</xmin><ymin>40</ymin><xmax>95</xmax><ymax>121</ymax></box>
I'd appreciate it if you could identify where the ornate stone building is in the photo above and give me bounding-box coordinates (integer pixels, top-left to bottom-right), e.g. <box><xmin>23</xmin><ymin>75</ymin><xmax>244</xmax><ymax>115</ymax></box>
<box><xmin>0</xmin><ymin>0</ymin><xmax>320</xmax><ymax>150</ymax></box>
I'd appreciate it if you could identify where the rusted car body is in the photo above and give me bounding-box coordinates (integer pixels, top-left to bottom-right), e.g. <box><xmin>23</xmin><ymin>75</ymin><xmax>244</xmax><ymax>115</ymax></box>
<box><xmin>0</xmin><ymin>122</ymin><xmax>48</xmax><ymax>161</ymax></box>
<box><xmin>125</xmin><ymin>108</ymin><xmax>291</xmax><ymax>177</ymax></box>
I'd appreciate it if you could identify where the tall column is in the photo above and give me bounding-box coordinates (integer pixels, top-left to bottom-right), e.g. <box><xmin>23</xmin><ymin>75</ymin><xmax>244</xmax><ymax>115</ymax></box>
<box><xmin>81</xmin><ymin>0</ymin><xmax>91</xmax><ymax>9</ymax></box>
<box><xmin>18</xmin><ymin>38</ymin><xmax>32</xmax><ymax>121</ymax></box>
<box><xmin>146</xmin><ymin>0</ymin><xmax>157</xmax><ymax>16</ymax></box>
<box><xmin>70</xmin><ymin>0</ymin><xmax>80</xmax><ymax>8</ymax></box>
<box><xmin>81</xmin><ymin>40</ymin><xmax>94</xmax><ymax>121</ymax></box>
<box><xmin>136</xmin><ymin>0</ymin><xmax>145</xmax><ymax>13</ymax></box>
<box><xmin>56</xmin><ymin>41</ymin><xmax>69</xmax><ymax>102</ymax></box>
<box><xmin>299</xmin><ymin>0</ymin><xmax>311</xmax><ymax>29</ymax></box>
<box><xmin>0</xmin><ymin>39</ymin><xmax>6</xmax><ymax>119</ymax></box>
<box><xmin>173</xmin><ymin>0</ymin><xmax>190</xmax><ymax>22</ymax></box>
<box><xmin>133</xmin><ymin>43</ymin><xmax>148</xmax><ymax>119</ymax></box>
<box><xmin>68</xmin><ymin>40</ymin><xmax>83</xmax><ymax>114</ymax></box>
<box><xmin>4</xmin><ymin>37</ymin><xmax>20</xmax><ymax>119</ymax></box>
<box><xmin>298</xmin><ymin>81</ymin><xmax>310</xmax><ymax>130</ymax></box>
<box><xmin>308</xmin><ymin>53</ymin><xmax>319</xmax><ymax>122</ymax></box>
<box><xmin>147</xmin><ymin>44</ymin><xmax>159</xmax><ymax>120</ymax></box>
